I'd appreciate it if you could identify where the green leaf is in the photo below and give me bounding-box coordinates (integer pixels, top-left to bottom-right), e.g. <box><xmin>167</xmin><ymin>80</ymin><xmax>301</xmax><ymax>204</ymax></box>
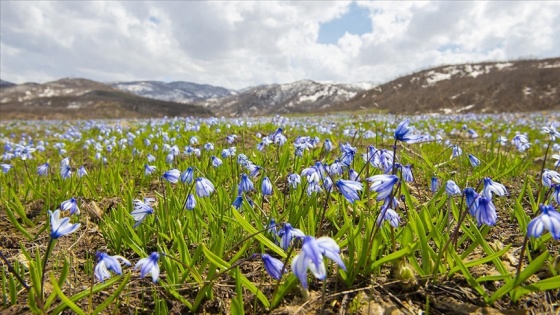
<box><xmin>230</xmin><ymin>210</ymin><xmax>286</xmax><ymax>258</ymax></box>
<box><xmin>50</xmin><ymin>272</ymin><xmax>85</xmax><ymax>315</ymax></box>
<box><xmin>93</xmin><ymin>274</ymin><xmax>131</xmax><ymax>315</ymax></box>
<box><xmin>448</xmin><ymin>245</ymin><xmax>511</xmax><ymax>276</ymax></box>
<box><xmin>51</xmin><ymin>275</ymin><xmax>122</xmax><ymax>314</ymax></box>
<box><xmin>371</xmin><ymin>242</ymin><xmax>416</xmax><ymax>269</ymax></box>
<box><xmin>489</xmin><ymin>251</ymin><xmax>549</xmax><ymax>304</ymax></box>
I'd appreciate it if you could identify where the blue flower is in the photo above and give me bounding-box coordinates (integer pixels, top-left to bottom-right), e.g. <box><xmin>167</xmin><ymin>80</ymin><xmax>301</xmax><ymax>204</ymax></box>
<box><xmin>94</xmin><ymin>252</ymin><xmax>131</xmax><ymax>282</ymax></box>
<box><xmin>366</xmin><ymin>174</ymin><xmax>398</xmax><ymax>201</ymax></box>
<box><xmin>481</xmin><ymin>177</ymin><xmax>508</xmax><ymax>199</ymax></box>
<box><xmin>335</xmin><ymin>179</ymin><xmax>363</xmax><ymax>204</ymax></box>
<box><xmin>431</xmin><ymin>176</ymin><xmax>439</xmax><ymax>194</ymax></box>
<box><xmin>146</xmin><ymin>154</ymin><xmax>156</xmax><ymax>163</ymax></box>
<box><xmin>162</xmin><ymin>169</ymin><xmax>181</xmax><ymax>183</ymax></box>
<box><xmin>451</xmin><ymin>145</ymin><xmax>462</xmax><ymax>159</ymax></box>
<box><xmin>37</xmin><ymin>163</ymin><xmax>50</xmax><ymax>176</ymax></box>
<box><xmin>376</xmin><ymin>206</ymin><xmax>400</xmax><ymax>227</ymax></box>
<box><xmin>60</xmin><ymin>165</ymin><xmax>72</xmax><ymax>179</ymax></box>
<box><xmin>553</xmin><ymin>184</ymin><xmax>560</xmax><ymax>205</ymax></box>
<box><xmin>49</xmin><ymin>209</ymin><xmax>80</xmax><ymax>239</ymax></box>
<box><xmin>60</xmin><ymin>197</ymin><xmax>80</xmax><ymax>215</ymax></box>
<box><xmin>287</xmin><ymin>173</ymin><xmax>301</xmax><ymax>189</ymax></box>
<box><xmin>232</xmin><ymin>195</ymin><xmax>244</xmax><ymax>209</ymax></box>
<box><xmin>144</xmin><ymin>164</ymin><xmax>156</xmax><ymax>176</ymax></box>
<box><xmin>474</xmin><ymin>196</ymin><xmax>497</xmax><ymax>226</ymax></box>
<box><xmin>542</xmin><ymin>169</ymin><xmax>560</xmax><ymax>187</ymax></box>
<box><xmin>445</xmin><ymin>180</ymin><xmax>461</xmax><ymax>196</ymax></box>
<box><xmin>262</xmin><ymin>177</ymin><xmax>273</xmax><ymax>196</ymax></box>
<box><xmin>1</xmin><ymin>164</ymin><xmax>13</xmax><ymax>174</ymax></box>
<box><xmin>181</xmin><ymin>167</ymin><xmax>194</xmax><ymax>184</ymax></box>
<box><xmin>542</xmin><ymin>124</ymin><xmax>560</xmax><ymax>141</ymax></box>
<box><xmin>195</xmin><ymin>177</ymin><xmax>215</xmax><ymax>197</ymax></box>
<box><xmin>134</xmin><ymin>252</ymin><xmax>160</xmax><ymax>282</ymax></box>
<box><xmin>238</xmin><ymin>173</ymin><xmax>254</xmax><ymax>194</ymax></box>
<box><xmin>165</xmin><ymin>153</ymin><xmax>174</xmax><ymax>164</ymax></box>
<box><xmin>77</xmin><ymin>166</ymin><xmax>87</xmax><ymax>178</ymax></box>
<box><xmin>131</xmin><ymin>199</ymin><xmax>154</xmax><ymax>228</ymax></box>
<box><xmin>402</xmin><ymin>165</ymin><xmax>414</xmax><ymax>182</ymax></box>
<box><xmin>291</xmin><ymin>236</ymin><xmax>346</xmax><ymax>289</ymax></box>
<box><xmin>527</xmin><ymin>204</ymin><xmax>560</xmax><ymax>240</ymax></box>
<box><xmin>184</xmin><ymin>194</ymin><xmax>196</xmax><ymax>210</ymax></box>
<box><xmin>394</xmin><ymin>119</ymin><xmax>423</xmax><ymax>143</ymax></box>
<box><xmin>464</xmin><ymin>187</ymin><xmax>479</xmax><ymax>215</ymax></box>
<box><xmin>468</xmin><ymin>154</ymin><xmax>480</xmax><ymax>167</ymax></box>
<box><xmin>277</xmin><ymin>223</ymin><xmax>305</xmax><ymax>250</ymax></box>
<box><xmin>324</xmin><ymin>139</ymin><xmax>333</xmax><ymax>152</ymax></box>
<box><xmin>261</xmin><ymin>253</ymin><xmax>285</xmax><ymax>280</ymax></box>
<box><xmin>211</xmin><ymin>156</ymin><xmax>223</xmax><ymax>168</ymax></box>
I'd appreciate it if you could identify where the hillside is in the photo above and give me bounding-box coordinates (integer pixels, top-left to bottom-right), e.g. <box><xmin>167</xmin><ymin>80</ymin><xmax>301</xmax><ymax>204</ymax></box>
<box><xmin>201</xmin><ymin>80</ymin><xmax>366</xmax><ymax>117</ymax></box>
<box><xmin>333</xmin><ymin>58</ymin><xmax>560</xmax><ymax>114</ymax></box>
<box><xmin>0</xmin><ymin>78</ymin><xmax>213</xmax><ymax>120</ymax></box>
<box><xmin>111</xmin><ymin>80</ymin><xmax>233</xmax><ymax>103</ymax></box>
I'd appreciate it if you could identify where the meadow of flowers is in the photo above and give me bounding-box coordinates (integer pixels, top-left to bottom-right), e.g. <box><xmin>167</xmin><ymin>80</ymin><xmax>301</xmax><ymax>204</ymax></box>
<box><xmin>1</xmin><ymin>112</ymin><xmax>559</xmax><ymax>314</ymax></box>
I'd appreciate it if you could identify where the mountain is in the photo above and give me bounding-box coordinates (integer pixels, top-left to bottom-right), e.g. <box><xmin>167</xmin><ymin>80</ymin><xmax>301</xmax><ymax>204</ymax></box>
<box><xmin>0</xmin><ymin>80</ymin><xmax>16</xmax><ymax>88</ymax></box>
<box><xmin>0</xmin><ymin>78</ymin><xmax>213</xmax><ymax>120</ymax></box>
<box><xmin>200</xmin><ymin>79</ymin><xmax>366</xmax><ymax>117</ymax></box>
<box><xmin>334</xmin><ymin>58</ymin><xmax>560</xmax><ymax>114</ymax></box>
<box><xmin>111</xmin><ymin>81</ymin><xmax>233</xmax><ymax>103</ymax></box>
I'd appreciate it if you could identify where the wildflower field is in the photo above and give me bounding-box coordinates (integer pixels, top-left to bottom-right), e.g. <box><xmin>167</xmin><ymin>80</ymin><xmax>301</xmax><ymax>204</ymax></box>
<box><xmin>1</xmin><ymin>112</ymin><xmax>559</xmax><ymax>314</ymax></box>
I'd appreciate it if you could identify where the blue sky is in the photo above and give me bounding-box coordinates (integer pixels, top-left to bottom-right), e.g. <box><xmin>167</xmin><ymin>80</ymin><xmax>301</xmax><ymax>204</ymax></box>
<box><xmin>1</xmin><ymin>1</ymin><xmax>559</xmax><ymax>89</ymax></box>
<box><xmin>318</xmin><ymin>2</ymin><xmax>371</xmax><ymax>45</ymax></box>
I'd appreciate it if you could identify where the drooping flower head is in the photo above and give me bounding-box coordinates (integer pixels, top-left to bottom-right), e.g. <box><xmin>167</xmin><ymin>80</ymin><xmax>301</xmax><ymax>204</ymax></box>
<box><xmin>261</xmin><ymin>177</ymin><xmax>273</xmax><ymax>196</ymax></box>
<box><xmin>181</xmin><ymin>167</ymin><xmax>194</xmax><ymax>184</ymax></box>
<box><xmin>261</xmin><ymin>254</ymin><xmax>285</xmax><ymax>280</ymax></box>
<box><xmin>474</xmin><ymin>196</ymin><xmax>497</xmax><ymax>226</ymax></box>
<box><xmin>464</xmin><ymin>187</ymin><xmax>479</xmax><ymax>216</ymax></box>
<box><xmin>542</xmin><ymin>124</ymin><xmax>560</xmax><ymax>141</ymax></box>
<box><xmin>287</xmin><ymin>173</ymin><xmax>301</xmax><ymax>189</ymax></box>
<box><xmin>394</xmin><ymin>119</ymin><xmax>423</xmax><ymax>143</ymax></box>
<box><xmin>195</xmin><ymin>177</ymin><xmax>215</xmax><ymax>197</ymax></box>
<box><xmin>131</xmin><ymin>199</ymin><xmax>155</xmax><ymax>228</ymax></box>
<box><xmin>445</xmin><ymin>180</ymin><xmax>461</xmax><ymax>196</ymax></box>
<box><xmin>94</xmin><ymin>252</ymin><xmax>131</xmax><ymax>282</ymax></box>
<box><xmin>144</xmin><ymin>164</ymin><xmax>156</xmax><ymax>176</ymax></box>
<box><xmin>335</xmin><ymin>179</ymin><xmax>363</xmax><ymax>204</ymax></box>
<box><xmin>366</xmin><ymin>174</ymin><xmax>398</xmax><ymax>201</ymax></box>
<box><xmin>60</xmin><ymin>197</ymin><xmax>80</xmax><ymax>215</ymax></box>
<box><xmin>184</xmin><ymin>194</ymin><xmax>196</xmax><ymax>210</ymax></box>
<box><xmin>481</xmin><ymin>177</ymin><xmax>508</xmax><ymax>199</ymax></box>
<box><xmin>277</xmin><ymin>223</ymin><xmax>305</xmax><ymax>250</ymax></box>
<box><xmin>37</xmin><ymin>163</ymin><xmax>50</xmax><ymax>176</ymax></box>
<box><xmin>468</xmin><ymin>154</ymin><xmax>480</xmax><ymax>167</ymax></box>
<box><xmin>238</xmin><ymin>173</ymin><xmax>254</xmax><ymax>194</ymax></box>
<box><xmin>542</xmin><ymin>169</ymin><xmax>560</xmax><ymax>187</ymax></box>
<box><xmin>49</xmin><ymin>209</ymin><xmax>80</xmax><ymax>239</ymax></box>
<box><xmin>431</xmin><ymin>176</ymin><xmax>439</xmax><ymax>194</ymax></box>
<box><xmin>162</xmin><ymin>169</ymin><xmax>181</xmax><ymax>183</ymax></box>
<box><xmin>134</xmin><ymin>252</ymin><xmax>160</xmax><ymax>282</ymax></box>
<box><xmin>291</xmin><ymin>236</ymin><xmax>346</xmax><ymax>289</ymax></box>
<box><xmin>527</xmin><ymin>204</ymin><xmax>560</xmax><ymax>240</ymax></box>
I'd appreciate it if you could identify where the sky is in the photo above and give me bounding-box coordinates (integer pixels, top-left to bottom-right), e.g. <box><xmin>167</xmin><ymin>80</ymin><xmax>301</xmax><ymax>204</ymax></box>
<box><xmin>1</xmin><ymin>1</ymin><xmax>559</xmax><ymax>90</ymax></box>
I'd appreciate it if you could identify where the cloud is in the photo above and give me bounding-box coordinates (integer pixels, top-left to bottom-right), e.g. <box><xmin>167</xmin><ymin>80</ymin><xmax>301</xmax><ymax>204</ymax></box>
<box><xmin>1</xmin><ymin>1</ymin><xmax>559</xmax><ymax>89</ymax></box>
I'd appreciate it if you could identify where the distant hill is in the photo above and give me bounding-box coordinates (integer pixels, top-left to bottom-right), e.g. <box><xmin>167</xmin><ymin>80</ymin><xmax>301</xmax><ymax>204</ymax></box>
<box><xmin>200</xmin><ymin>80</ymin><xmax>368</xmax><ymax>117</ymax></box>
<box><xmin>111</xmin><ymin>81</ymin><xmax>233</xmax><ymax>103</ymax></box>
<box><xmin>0</xmin><ymin>80</ymin><xmax>16</xmax><ymax>89</ymax></box>
<box><xmin>0</xmin><ymin>78</ymin><xmax>213</xmax><ymax>120</ymax></box>
<box><xmin>332</xmin><ymin>58</ymin><xmax>560</xmax><ymax>114</ymax></box>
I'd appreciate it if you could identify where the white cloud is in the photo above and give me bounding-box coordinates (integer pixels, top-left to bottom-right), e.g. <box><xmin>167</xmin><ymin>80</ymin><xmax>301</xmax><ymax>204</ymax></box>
<box><xmin>1</xmin><ymin>1</ymin><xmax>559</xmax><ymax>89</ymax></box>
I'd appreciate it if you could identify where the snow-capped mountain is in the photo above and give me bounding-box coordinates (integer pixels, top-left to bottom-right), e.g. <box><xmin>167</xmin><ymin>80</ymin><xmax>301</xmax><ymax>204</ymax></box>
<box><xmin>341</xmin><ymin>58</ymin><xmax>560</xmax><ymax>114</ymax></box>
<box><xmin>200</xmin><ymin>79</ymin><xmax>367</xmax><ymax>116</ymax></box>
<box><xmin>0</xmin><ymin>78</ymin><xmax>213</xmax><ymax>120</ymax></box>
<box><xmin>111</xmin><ymin>81</ymin><xmax>233</xmax><ymax>103</ymax></box>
